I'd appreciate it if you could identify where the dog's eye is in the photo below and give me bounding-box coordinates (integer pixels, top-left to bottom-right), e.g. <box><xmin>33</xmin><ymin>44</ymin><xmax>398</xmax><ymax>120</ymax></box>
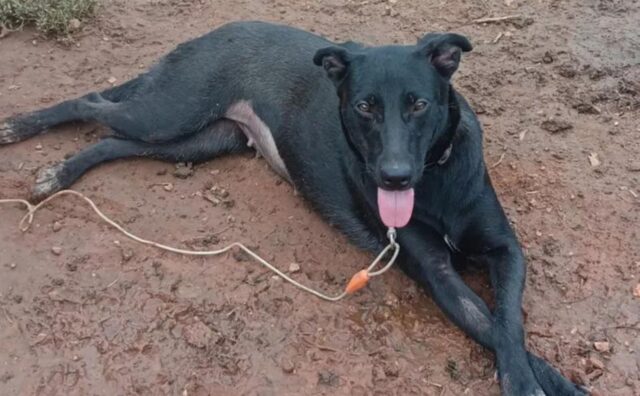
<box><xmin>356</xmin><ymin>102</ymin><xmax>371</xmax><ymax>113</ymax></box>
<box><xmin>413</xmin><ymin>100</ymin><xmax>429</xmax><ymax>113</ymax></box>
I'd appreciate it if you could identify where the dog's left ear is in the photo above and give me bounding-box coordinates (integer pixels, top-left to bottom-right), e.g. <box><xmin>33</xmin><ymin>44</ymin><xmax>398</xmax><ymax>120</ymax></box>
<box><xmin>417</xmin><ymin>33</ymin><xmax>472</xmax><ymax>79</ymax></box>
<box><xmin>313</xmin><ymin>47</ymin><xmax>352</xmax><ymax>85</ymax></box>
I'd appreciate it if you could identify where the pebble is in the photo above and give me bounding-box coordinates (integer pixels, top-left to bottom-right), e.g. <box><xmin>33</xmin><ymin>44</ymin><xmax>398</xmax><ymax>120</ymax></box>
<box><xmin>383</xmin><ymin>362</ymin><xmax>400</xmax><ymax>377</ymax></box>
<box><xmin>173</xmin><ymin>162</ymin><xmax>194</xmax><ymax>179</ymax></box>
<box><xmin>588</xmin><ymin>356</ymin><xmax>605</xmax><ymax>370</ymax></box>
<box><xmin>540</xmin><ymin>119</ymin><xmax>573</xmax><ymax>133</ymax></box>
<box><xmin>51</xmin><ymin>246</ymin><xmax>62</xmax><ymax>255</ymax></box>
<box><xmin>9</xmin><ymin>263</ymin><xmax>16</xmax><ymax>270</ymax></box>
<box><xmin>52</xmin><ymin>221</ymin><xmax>62</xmax><ymax>232</ymax></box>
<box><xmin>593</xmin><ymin>341</ymin><xmax>610</xmax><ymax>353</ymax></box>
<box><xmin>68</xmin><ymin>19</ymin><xmax>81</xmax><ymax>31</ymax></box>
<box><xmin>288</xmin><ymin>263</ymin><xmax>301</xmax><ymax>273</ymax></box>
<box><xmin>588</xmin><ymin>152</ymin><xmax>601</xmax><ymax>168</ymax></box>
<box><xmin>318</xmin><ymin>370</ymin><xmax>339</xmax><ymax>386</ymax></box>
<box><xmin>121</xmin><ymin>249</ymin><xmax>134</xmax><ymax>262</ymax></box>
<box><xmin>281</xmin><ymin>358</ymin><xmax>295</xmax><ymax>374</ymax></box>
<box><xmin>107</xmin><ymin>76</ymin><xmax>117</xmax><ymax>84</ymax></box>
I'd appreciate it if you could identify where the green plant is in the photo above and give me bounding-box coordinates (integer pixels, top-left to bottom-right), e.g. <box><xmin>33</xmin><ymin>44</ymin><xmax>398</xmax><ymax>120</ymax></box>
<box><xmin>0</xmin><ymin>0</ymin><xmax>97</xmax><ymax>36</ymax></box>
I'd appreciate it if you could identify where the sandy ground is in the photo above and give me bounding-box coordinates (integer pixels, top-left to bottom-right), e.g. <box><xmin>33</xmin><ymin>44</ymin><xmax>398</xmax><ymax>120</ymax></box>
<box><xmin>0</xmin><ymin>0</ymin><xmax>639</xmax><ymax>395</ymax></box>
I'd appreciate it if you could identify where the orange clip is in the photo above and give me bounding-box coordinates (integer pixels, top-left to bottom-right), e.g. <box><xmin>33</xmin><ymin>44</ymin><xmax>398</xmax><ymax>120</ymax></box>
<box><xmin>345</xmin><ymin>270</ymin><xmax>370</xmax><ymax>294</ymax></box>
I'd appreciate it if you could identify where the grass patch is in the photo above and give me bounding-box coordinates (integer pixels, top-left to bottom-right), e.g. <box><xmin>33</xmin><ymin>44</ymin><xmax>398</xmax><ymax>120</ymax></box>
<box><xmin>0</xmin><ymin>0</ymin><xmax>98</xmax><ymax>37</ymax></box>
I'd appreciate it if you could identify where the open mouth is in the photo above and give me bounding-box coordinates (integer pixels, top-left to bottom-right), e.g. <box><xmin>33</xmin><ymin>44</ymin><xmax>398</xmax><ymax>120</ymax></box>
<box><xmin>377</xmin><ymin>187</ymin><xmax>415</xmax><ymax>228</ymax></box>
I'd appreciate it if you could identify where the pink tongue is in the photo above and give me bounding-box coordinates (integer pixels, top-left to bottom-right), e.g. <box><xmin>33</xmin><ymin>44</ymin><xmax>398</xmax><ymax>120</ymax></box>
<box><xmin>377</xmin><ymin>188</ymin><xmax>415</xmax><ymax>228</ymax></box>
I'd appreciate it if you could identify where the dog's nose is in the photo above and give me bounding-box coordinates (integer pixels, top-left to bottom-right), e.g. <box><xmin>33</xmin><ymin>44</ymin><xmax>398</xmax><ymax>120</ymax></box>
<box><xmin>380</xmin><ymin>162</ymin><xmax>412</xmax><ymax>189</ymax></box>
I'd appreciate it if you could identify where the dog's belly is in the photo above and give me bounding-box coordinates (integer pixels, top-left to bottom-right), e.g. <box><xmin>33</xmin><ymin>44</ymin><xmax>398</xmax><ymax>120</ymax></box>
<box><xmin>225</xmin><ymin>101</ymin><xmax>291</xmax><ymax>182</ymax></box>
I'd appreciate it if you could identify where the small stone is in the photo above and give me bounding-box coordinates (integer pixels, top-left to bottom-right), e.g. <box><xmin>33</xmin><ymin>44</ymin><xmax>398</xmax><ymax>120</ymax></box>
<box><xmin>68</xmin><ymin>18</ymin><xmax>81</xmax><ymax>31</ymax></box>
<box><xmin>51</xmin><ymin>246</ymin><xmax>62</xmax><ymax>255</ymax></box>
<box><xmin>541</xmin><ymin>119</ymin><xmax>573</xmax><ymax>133</ymax></box>
<box><xmin>121</xmin><ymin>249</ymin><xmax>134</xmax><ymax>262</ymax></box>
<box><xmin>593</xmin><ymin>341</ymin><xmax>610</xmax><ymax>353</ymax></box>
<box><xmin>318</xmin><ymin>370</ymin><xmax>339</xmax><ymax>386</ymax></box>
<box><xmin>572</xmin><ymin>102</ymin><xmax>600</xmax><ymax>114</ymax></box>
<box><xmin>383</xmin><ymin>362</ymin><xmax>400</xmax><ymax>377</ymax></box>
<box><xmin>557</xmin><ymin>63</ymin><xmax>577</xmax><ymax>78</ymax></box>
<box><xmin>633</xmin><ymin>283</ymin><xmax>640</xmax><ymax>298</ymax></box>
<box><xmin>107</xmin><ymin>76</ymin><xmax>117</xmax><ymax>84</ymax></box>
<box><xmin>288</xmin><ymin>263</ymin><xmax>301</xmax><ymax>273</ymax></box>
<box><xmin>542</xmin><ymin>51</ymin><xmax>554</xmax><ymax>64</ymax></box>
<box><xmin>384</xmin><ymin>293</ymin><xmax>400</xmax><ymax>308</ymax></box>
<box><xmin>588</xmin><ymin>356</ymin><xmax>605</xmax><ymax>370</ymax></box>
<box><xmin>52</xmin><ymin>221</ymin><xmax>62</xmax><ymax>232</ymax></box>
<box><xmin>35</xmin><ymin>143</ymin><xmax>43</xmax><ymax>150</ymax></box>
<box><xmin>9</xmin><ymin>263</ymin><xmax>16</xmax><ymax>269</ymax></box>
<box><xmin>588</xmin><ymin>152</ymin><xmax>601</xmax><ymax>168</ymax></box>
<box><xmin>281</xmin><ymin>359</ymin><xmax>295</xmax><ymax>374</ymax></box>
<box><xmin>627</xmin><ymin>162</ymin><xmax>640</xmax><ymax>172</ymax></box>
<box><xmin>173</xmin><ymin>162</ymin><xmax>194</xmax><ymax>179</ymax></box>
<box><xmin>163</xmin><ymin>183</ymin><xmax>173</xmax><ymax>192</ymax></box>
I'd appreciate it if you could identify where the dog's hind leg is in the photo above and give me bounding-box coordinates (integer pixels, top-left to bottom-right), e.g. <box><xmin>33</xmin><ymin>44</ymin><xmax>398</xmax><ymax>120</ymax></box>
<box><xmin>0</xmin><ymin>78</ymin><xmax>143</xmax><ymax>145</ymax></box>
<box><xmin>31</xmin><ymin>119</ymin><xmax>247</xmax><ymax>199</ymax></box>
<box><xmin>398</xmin><ymin>226</ymin><xmax>586</xmax><ymax>396</ymax></box>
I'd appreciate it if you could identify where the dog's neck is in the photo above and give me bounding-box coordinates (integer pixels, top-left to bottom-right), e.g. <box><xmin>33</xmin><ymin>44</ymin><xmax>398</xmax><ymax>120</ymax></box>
<box><xmin>425</xmin><ymin>84</ymin><xmax>461</xmax><ymax>168</ymax></box>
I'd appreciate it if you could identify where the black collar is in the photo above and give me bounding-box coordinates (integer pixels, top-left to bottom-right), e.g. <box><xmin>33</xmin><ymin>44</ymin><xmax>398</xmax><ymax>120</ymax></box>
<box><xmin>424</xmin><ymin>84</ymin><xmax>460</xmax><ymax>169</ymax></box>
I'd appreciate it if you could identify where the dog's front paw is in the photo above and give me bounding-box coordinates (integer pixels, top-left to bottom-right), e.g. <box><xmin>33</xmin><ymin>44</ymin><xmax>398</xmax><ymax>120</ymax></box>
<box><xmin>32</xmin><ymin>162</ymin><xmax>66</xmax><ymax>200</ymax></box>
<box><xmin>502</xmin><ymin>373</ymin><xmax>546</xmax><ymax>396</ymax></box>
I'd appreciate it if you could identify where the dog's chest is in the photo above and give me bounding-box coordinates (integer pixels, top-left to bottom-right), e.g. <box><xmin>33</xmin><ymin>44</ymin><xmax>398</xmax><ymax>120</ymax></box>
<box><xmin>225</xmin><ymin>101</ymin><xmax>291</xmax><ymax>182</ymax></box>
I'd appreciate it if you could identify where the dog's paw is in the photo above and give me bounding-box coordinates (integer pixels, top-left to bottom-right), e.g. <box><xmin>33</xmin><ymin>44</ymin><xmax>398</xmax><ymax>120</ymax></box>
<box><xmin>32</xmin><ymin>163</ymin><xmax>66</xmax><ymax>200</ymax></box>
<box><xmin>0</xmin><ymin>121</ymin><xmax>18</xmax><ymax>144</ymax></box>
<box><xmin>502</xmin><ymin>373</ymin><xmax>546</xmax><ymax>396</ymax></box>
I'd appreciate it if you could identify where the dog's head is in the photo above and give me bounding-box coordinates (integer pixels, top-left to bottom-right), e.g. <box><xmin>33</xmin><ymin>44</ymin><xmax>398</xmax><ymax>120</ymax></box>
<box><xmin>313</xmin><ymin>33</ymin><xmax>472</xmax><ymax>227</ymax></box>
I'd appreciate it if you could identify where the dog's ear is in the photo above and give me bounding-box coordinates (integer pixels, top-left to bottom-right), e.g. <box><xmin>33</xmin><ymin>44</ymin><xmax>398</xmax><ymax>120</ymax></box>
<box><xmin>313</xmin><ymin>47</ymin><xmax>352</xmax><ymax>84</ymax></box>
<box><xmin>417</xmin><ymin>33</ymin><xmax>472</xmax><ymax>79</ymax></box>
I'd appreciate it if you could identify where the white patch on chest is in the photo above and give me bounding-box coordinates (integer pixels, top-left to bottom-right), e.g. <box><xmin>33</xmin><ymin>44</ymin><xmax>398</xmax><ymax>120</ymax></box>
<box><xmin>225</xmin><ymin>100</ymin><xmax>291</xmax><ymax>182</ymax></box>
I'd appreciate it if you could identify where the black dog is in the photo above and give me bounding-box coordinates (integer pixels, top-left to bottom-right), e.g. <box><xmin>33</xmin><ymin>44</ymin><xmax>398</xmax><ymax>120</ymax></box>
<box><xmin>0</xmin><ymin>21</ymin><xmax>586</xmax><ymax>395</ymax></box>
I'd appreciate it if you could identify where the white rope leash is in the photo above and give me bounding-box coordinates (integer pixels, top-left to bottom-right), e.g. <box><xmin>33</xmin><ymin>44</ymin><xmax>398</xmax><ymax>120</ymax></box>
<box><xmin>0</xmin><ymin>190</ymin><xmax>399</xmax><ymax>301</ymax></box>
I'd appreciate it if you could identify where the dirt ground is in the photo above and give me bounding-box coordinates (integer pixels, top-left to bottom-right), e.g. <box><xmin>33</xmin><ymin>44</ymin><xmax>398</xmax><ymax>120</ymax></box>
<box><xmin>0</xmin><ymin>0</ymin><xmax>638</xmax><ymax>395</ymax></box>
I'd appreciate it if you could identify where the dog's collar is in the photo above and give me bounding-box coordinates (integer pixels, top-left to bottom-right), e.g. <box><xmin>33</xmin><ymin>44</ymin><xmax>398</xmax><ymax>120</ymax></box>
<box><xmin>437</xmin><ymin>143</ymin><xmax>453</xmax><ymax>165</ymax></box>
<box><xmin>425</xmin><ymin>139</ymin><xmax>454</xmax><ymax>168</ymax></box>
<box><xmin>426</xmin><ymin>84</ymin><xmax>460</xmax><ymax>169</ymax></box>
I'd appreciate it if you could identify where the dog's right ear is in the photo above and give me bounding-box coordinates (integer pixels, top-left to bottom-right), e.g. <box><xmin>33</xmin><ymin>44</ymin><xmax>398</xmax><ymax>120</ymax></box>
<box><xmin>313</xmin><ymin>47</ymin><xmax>351</xmax><ymax>84</ymax></box>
